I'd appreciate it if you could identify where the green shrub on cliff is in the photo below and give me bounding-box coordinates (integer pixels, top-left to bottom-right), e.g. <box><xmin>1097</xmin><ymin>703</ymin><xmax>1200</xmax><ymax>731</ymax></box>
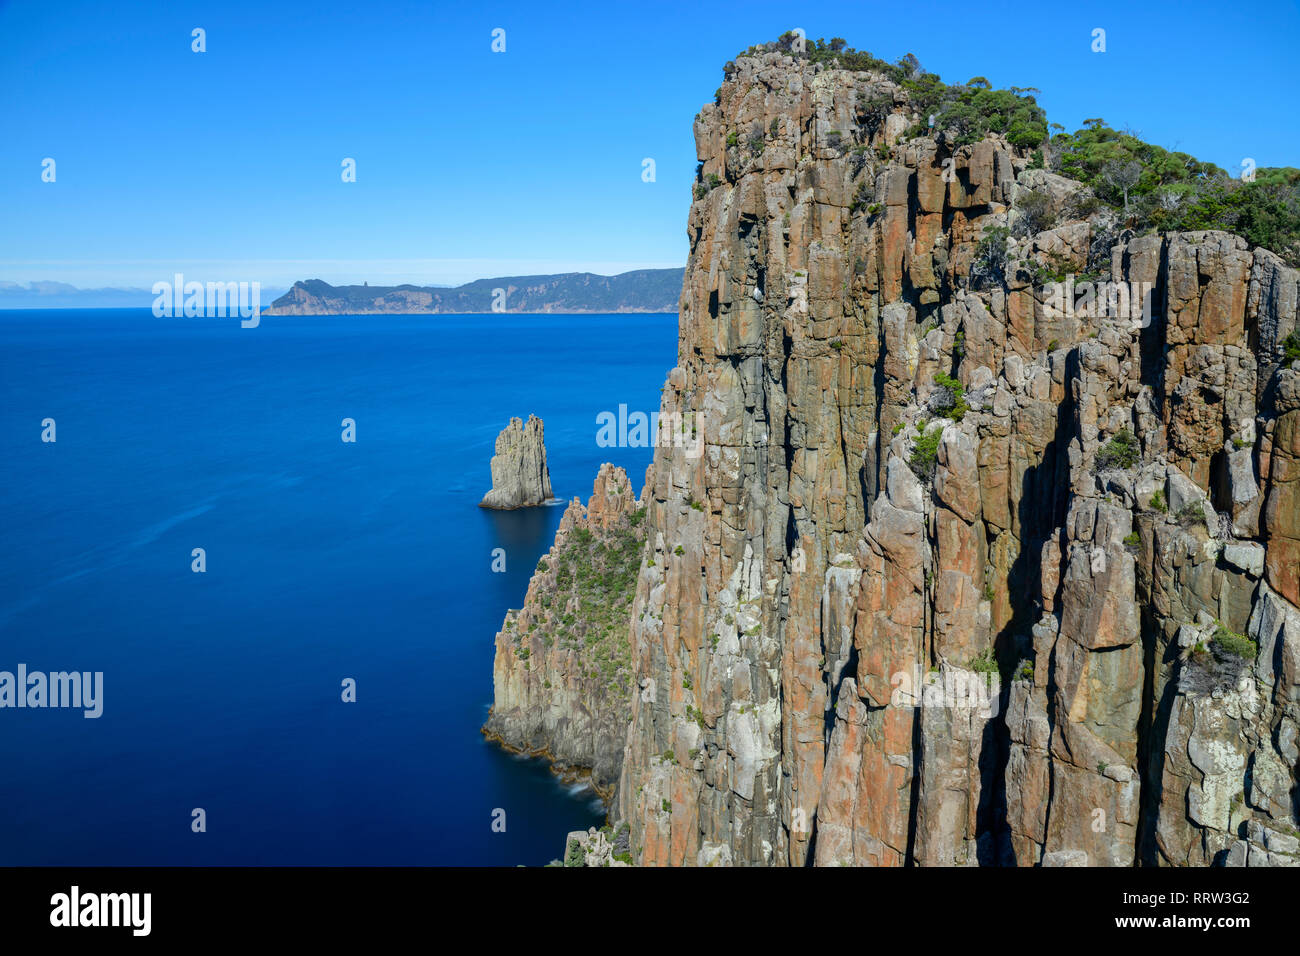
<box><xmin>972</xmin><ymin>225</ymin><xmax>1010</xmax><ymax>285</ymax></box>
<box><xmin>1212</xmin><ymin>623</ymin><xmax>1257</xmax><ymax>661</ymax></box>
<box><xmin>932</xmin><ymin>372</ymin><xmax>968</xmax><ymax>421</ymax></box>
<box><xmin>1283</xmin><ymin>331</ymin><xmax>1300</xmax><ymax>364</ymax></box>
<box><xmin>909</xmin><ymin>426</ymin><xmax>942</xmax><ymax>480</ymax></box>
<box><xmin>970</xmin><ymin>648</ymin><xmax>999</xmax><ymax>686</ymax></box>
<box><xmin>564</xmin><ymin>838</ymin><xmax>585</xmax><ymax>867</ymax></box>
<box><xmin>1096</xmin><ymin>428</ymin><xmax>1139</xmax><ymax>470</ymax></box>
<box><xmin>1176</xmin><ymin>500</ymin><xmax>1208</xmax><ymax>528</ymax></box>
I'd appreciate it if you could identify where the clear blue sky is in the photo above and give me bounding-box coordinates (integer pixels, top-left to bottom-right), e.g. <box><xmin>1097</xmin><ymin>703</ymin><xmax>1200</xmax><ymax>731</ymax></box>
<box><xmin>2</xmin><ymin>0</ymin><xmax>1297</xmax><ymax>289</ymax></box>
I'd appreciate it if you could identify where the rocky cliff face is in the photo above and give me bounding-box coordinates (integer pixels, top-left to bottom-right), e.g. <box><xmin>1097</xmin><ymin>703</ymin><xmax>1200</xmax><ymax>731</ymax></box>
<box><xmin>483</xmin><ymin>464</ymin><xmax>649</xmax><ymax>795</ymax></box>
<box><xmin>603</xmin><ymin>50</ymin><xmax>1300</xmax><ymax>866</ymax></box>
<box><xmin>480</xmin><ymin>415</ymin><xmax>554</xmax><ymax>509</ymax></box>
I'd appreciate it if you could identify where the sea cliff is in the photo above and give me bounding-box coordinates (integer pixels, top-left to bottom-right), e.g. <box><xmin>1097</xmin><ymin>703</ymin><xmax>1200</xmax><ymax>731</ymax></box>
<box><xmin>488</xmin><ymin>43</ymin><xmax>1300</xmax><ymax>867</ymax></box>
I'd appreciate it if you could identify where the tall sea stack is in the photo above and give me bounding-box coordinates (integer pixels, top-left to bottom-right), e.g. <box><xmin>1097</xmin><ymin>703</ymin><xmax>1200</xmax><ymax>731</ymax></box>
<box><xmin>480</xmin><ymin>414</ymin><xmax>555</xmax><ymax>509</ymax></box>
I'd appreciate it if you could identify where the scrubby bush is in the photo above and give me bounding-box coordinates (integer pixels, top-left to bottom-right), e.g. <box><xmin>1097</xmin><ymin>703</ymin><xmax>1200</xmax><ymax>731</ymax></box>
<box><xmin>931</xmin><ymin>372</ymin><xmax>969</xmax><ymax>421</ymax></box>
<box><xmin>909</xmin><ymin>427</ymin><xmax>942</xmax><ymax>480</ymax></box>
<box><xmin>972</xmin><ymin>225</ymin><xmax>1011</xmax><ymax>285</ymax></box>
<box><xmin>970</xmin><ymin>648</ymin><xmax>999</xmax><ymax>686</ymax></box>
<box><xmin>564</xmin><ymin>838</ymin><xmax>585</xmax><ymax>867</ymax></box>
<box><xmin>1013</xmin><ymin>188</ymin><xmax>1057</xmax><ymax>237</ymax></box>
<box><xmin>1096</xmin><ymin>428</ymin><xmax>1139</xmax><ymax>470</ymax></box>
<box><xmin>1176</xmin><ymin>500</ymin><xmax>1207</xmax><ymax>528</ymax></box>
<box><xmin>1212</xmin><ymin>623</ymin><xmax>1257</xmax><ymax>661</ymax></box>
<box><xmin>1283</xmin><ymin>331</ymin><xmax>1300</xmax><ymax>363</ymax></box>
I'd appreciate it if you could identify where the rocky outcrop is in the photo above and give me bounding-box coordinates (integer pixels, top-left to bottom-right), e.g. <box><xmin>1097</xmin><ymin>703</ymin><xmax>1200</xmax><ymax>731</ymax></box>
<box><xmin>479</xmin><ymin>415</ymin><xmax>554</xmax><ymax>509</ymax></box>
<box><xmin>603</xmin><ymin>49</ymin><xmax>1299</xmax><ymax>866</ymax></box>
<box><xmin>483</xmin><ymin>464</ymin><xmax>648</xmax><ymax>795</ymax></box>
<box><xmin>554</xmin><ymin>824</ymin><xmax>633</xmax><ymax>866</ymax></box>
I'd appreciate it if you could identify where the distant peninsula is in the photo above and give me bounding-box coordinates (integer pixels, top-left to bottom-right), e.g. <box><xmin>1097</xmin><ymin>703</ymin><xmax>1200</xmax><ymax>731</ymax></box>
<box><xmin>263</xmin><ymin>269</ymin><xmax>684</xmax><ymax>316</ymax></box>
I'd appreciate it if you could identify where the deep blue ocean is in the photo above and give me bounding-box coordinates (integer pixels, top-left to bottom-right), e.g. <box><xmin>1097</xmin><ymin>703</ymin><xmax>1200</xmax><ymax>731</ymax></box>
<box><xmin>0</xmin><ymin>308</ymin><xmax>673</xmax><ymax>865</ymax></box>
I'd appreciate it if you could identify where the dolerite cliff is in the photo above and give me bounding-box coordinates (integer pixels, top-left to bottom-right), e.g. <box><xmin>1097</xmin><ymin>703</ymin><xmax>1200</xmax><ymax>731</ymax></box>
<box><xmin>480</xmin><ymin>415</ymin><xmax>554</xmax><ymax>509</ymax></box>
<box><xmin>483</xmin><ymin>464</ymin><xmax>649</xmax><ymax>795</ymax></box>
<box><xmin>602</xmin><ymin>49</ymin><xmax>1300</xmax><ymax>867</ymax></box>
<box><xmin>491</xmin><ymin>49</ymin><xmax>1299</xmax><ymax>866</ymax></box>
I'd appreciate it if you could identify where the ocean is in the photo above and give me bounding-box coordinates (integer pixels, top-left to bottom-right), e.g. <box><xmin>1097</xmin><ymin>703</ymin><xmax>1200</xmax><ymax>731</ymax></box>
<box><xmin>0</xmin><ymin>308</ymin><xmax>673</xmax><ymax>865</ymax></box>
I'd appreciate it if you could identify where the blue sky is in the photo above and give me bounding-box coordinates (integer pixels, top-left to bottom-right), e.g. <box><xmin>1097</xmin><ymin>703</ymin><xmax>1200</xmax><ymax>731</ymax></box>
<box><xmin>2</xmin><ymin>0</ymin><xmax>1297</xmax><ymax>289</ymax></box>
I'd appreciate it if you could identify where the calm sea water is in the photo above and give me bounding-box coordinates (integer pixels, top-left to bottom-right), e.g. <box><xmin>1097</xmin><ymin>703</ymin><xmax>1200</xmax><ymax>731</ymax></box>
<box><xmin>0</xmin><ymin>308</ymin><xmax>672</xmax><ymax>865</ymax></box>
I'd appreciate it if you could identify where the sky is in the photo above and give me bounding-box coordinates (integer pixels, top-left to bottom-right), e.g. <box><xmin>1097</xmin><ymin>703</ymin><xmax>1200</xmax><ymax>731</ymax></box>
<box><xmin>1</xmin><ymin>0</ymin><xmax>1298</xmax><ymax>290</ymax></box>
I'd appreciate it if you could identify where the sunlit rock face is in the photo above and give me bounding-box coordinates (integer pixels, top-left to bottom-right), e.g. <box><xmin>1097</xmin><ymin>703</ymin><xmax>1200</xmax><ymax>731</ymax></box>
<box><xmin>599</xmin><ymin>49</ymin><xmax>1300</xmax><ymax>867</ymax></box>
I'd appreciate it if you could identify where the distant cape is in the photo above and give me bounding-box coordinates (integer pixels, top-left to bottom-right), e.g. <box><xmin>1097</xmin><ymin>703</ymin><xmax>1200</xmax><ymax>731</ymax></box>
<box><xmin>263</xmin><ymin>268</ymin><xmax>684</xmax><ymax>315</ymax></box>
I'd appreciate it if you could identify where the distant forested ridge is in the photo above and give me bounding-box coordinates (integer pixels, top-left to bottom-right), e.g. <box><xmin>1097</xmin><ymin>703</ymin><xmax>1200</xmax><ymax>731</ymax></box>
<box><xmin>264</xmin><ymin>269</ymin><xmax>683</xmax><ymax>315</ymax></box>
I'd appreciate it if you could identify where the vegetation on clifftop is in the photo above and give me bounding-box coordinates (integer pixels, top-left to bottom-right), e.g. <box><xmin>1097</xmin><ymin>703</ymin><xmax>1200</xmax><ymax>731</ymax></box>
<box><xmin>1050</xmin><ymin>120</ymin><xmax>1300</xmax><ymax>264</ymax></box>
<box><xmin>736</xmin><ymin>34</ymin><xmax>1048</xmax><ymax>149</ymax></box>
<box><xmin>730</xmin><ymin>36</ymin><xmax>1300</xmax><ymax>265</ymax></box>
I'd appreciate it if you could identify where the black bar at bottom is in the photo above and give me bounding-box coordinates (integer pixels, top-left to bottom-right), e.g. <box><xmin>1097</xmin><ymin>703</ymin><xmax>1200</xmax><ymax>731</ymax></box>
<box><xmin>0</xmin><ymin>864</ymin><xmax>1281</xmax><ymax>942</ymax></box>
